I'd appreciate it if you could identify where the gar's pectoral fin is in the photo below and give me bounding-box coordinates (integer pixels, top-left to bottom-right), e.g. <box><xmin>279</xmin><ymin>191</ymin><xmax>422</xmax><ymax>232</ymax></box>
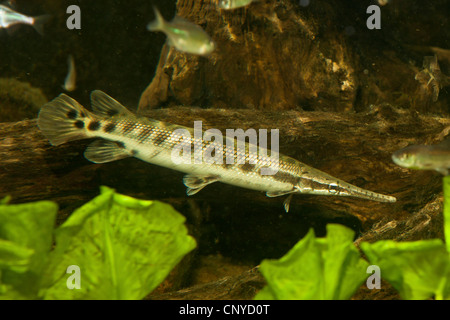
<box><xmin>265</xmin><ymin>189</ymin><xmax>297</xmax><ymax>213</ymax></box>
<box><xmin>183</xmin><ymin>174</ymin><xmax>221</xmax><ymax>196</ymax></box>
<box><xmin>283</xmin><ymin>194</ymin><xmax>294</xmax><ymax>213</ymax></box>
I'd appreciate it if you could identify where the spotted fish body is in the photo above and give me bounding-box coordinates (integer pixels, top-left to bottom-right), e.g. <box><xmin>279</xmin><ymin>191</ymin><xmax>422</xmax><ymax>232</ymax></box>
<box><xmin>37</xmin><ymin>91</ymin><xmax>396</xmax><ymax>212</ymax></box>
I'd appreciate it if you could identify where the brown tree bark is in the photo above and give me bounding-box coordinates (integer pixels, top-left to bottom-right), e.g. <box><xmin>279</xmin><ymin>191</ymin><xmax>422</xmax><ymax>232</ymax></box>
<box><xmin>1</xmin><ymin>104</ymin><xmax>448</xmax><ymax>231</ymax></box>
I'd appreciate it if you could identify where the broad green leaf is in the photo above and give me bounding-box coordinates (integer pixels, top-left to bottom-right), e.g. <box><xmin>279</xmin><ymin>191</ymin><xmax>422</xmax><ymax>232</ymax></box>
<box><xmin>360</xmin><ymin>239</ymin><xmax>450</xmax><ymax>300</ymax></box>
<box><xmin>42</xmin><ymin>186</ymin><xmax>196</xmax><ymax>300</ymax></box>
<box><xmin>255</xmin><ymin>224</ymin><xmax>368</xmax><ymax>300</ymax></box>
<box><xmin>443</xmin><ymin>176</ymin><xmax>450</xmax><ymax>252</ymax></box>
<box><xmin>0</xmin><ymin>239</ymin><xmax>34</xmax><ymax>273</ymax></box>
<box><xmin>0</xmin><ymin>201</ymin><xmax>57</xmax><ymax>299</ymax></box>
<box><xmin>321</xmin><ymin>224</ymin><xmax>370</xmax><ymax>299</ymax></box>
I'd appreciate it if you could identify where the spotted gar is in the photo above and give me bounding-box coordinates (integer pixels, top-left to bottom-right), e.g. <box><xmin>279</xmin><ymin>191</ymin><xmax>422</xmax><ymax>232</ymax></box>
<box><xmin>37</xmin><ymin>90</ymin><xmax>397</xmax><ymax>211</ymax></box>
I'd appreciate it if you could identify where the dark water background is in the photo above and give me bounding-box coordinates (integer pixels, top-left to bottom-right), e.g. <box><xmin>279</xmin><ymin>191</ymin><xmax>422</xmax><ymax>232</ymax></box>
<box><xmin>0</xmin><ymin>0</ymin><xmax>176</xmax><ymax>109</ymax></box>
<box><xmin>1</xmin><ymin>0</ymin><xmax>449</xmax><ymax>112</ymax></box>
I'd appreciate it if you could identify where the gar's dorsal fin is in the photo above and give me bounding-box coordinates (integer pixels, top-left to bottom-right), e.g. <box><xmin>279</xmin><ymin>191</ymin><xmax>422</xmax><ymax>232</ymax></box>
<box><xmin>90</xmin><ymin>90</ymin><xmax>134</xmax><ymax>118</ymax></box>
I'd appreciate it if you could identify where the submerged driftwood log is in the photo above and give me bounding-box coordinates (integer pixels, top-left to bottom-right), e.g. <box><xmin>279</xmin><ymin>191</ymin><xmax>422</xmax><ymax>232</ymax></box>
<box><xmin>1</xmin><ymin>104</ymin><xmax>448</xmax><ymax>299</ymax></box>
<box><xmin>0</xmin><ymin>105</ymin><xmax>448</xmax><ymax>233</ymax></box>
<box><xmin>139</xmin><ymin>0</ymin><xmax>450</xmax><ymax>115</ymax></box>
<box><xmin>147</xmin><ymin>266</ymin><xmax>401</xmax><ymax>300</ymax></box>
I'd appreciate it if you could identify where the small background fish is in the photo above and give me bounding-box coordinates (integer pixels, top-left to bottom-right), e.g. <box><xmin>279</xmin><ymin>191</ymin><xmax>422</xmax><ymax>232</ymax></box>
<box><xmin>147</xmin><ymin>7</ymin><xmax>215</xmax><ymax>56</ymax></box>
<box><xmin>0</xmin><ymin>4</ymin><xmax>49</xmax><ymax>35</ymax></box>
<box><xmin>63</xmin><ymin>55</ymin><xmax>76</xmax><ymax>92</ymax></box>
<box><xmin>392</xmin><ymin>138</ymin><xmax>450</xmax><ymax>175</ymax></box>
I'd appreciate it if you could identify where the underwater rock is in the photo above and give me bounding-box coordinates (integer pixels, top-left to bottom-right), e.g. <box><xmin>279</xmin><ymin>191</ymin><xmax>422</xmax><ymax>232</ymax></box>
<box><xmin>0</xmin><ymin>78</ymin><xmax>47</xmax><ymax>122</ymax></box>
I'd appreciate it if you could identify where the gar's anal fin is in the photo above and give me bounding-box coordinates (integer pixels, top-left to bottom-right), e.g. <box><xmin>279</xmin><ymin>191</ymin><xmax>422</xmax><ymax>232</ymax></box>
<box><xmin>283</xmin><ymin>194</ymin><xmax>294</xmax><ymax>213</ymax></box>
<box><xmin>266</xmin><ymin>189</ymin><xmax>297</xmax><ymax>213</ymax></box>
<box><xmin>84</xmin><ymin>140</ymin><xmax>132</xmax><ymax>163</ymax></box>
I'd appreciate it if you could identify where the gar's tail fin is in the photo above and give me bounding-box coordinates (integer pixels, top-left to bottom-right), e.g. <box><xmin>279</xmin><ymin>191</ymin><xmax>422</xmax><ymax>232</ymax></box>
<box><xmin>31</xmin><ymin>14</ymin><xmax>51</xmax><ymax>36</ymax></box>
<box><xmin>37</xmin><ymin>94</ymin><xmax>92</xmax><ymax>146</ymax></box>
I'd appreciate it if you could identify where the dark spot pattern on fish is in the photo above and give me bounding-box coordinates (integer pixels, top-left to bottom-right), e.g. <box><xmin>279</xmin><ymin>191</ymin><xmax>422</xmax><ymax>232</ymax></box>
<box><xmin>116</xmin><ymin>141</ymin><xmax>125</xmax><ymax>149</ymax></box>
<box><xmin>88</xmin><ymin>121</ymin><xmax>101</xmax><ymax>131</ymax></box>
<box><xmin>137</xmin><ymin>127</ymin><xmax>153</xmax><ymax>141</ymax></box>
<box><xmin>67</xmin><ymin>110</ymin><xmax>78</xmax><ymax>119</ymax></box>
<box><xmin>103</xmin><ymin>122</ymin><xmax>116</xmax><ymax>133</ymax></box>
<box><xmin>74</xmin><ymin>120</ymin><xmax>84</xmax><ymax>129</ymax></box>
<box><xmin>191</xmin><ymin>178</ymin><xmax>203</xmax><ymax>185</ymax></box>
<box><xmin>273</xmin><ymin>170</ymin><xmax>298</xmax><ymax>184</ymax></box>
<box><xmin>240</xmin><ymin>162</ymin><xmax>256</xmax><ymax>172</ymax></box>
<box><xmin>203</xmin><ymin>175</ymin><xmax>219</xmax><ymax>183</ymax></box>
<box><xmin>107</xmin><ymin>109</ymin><xmax>119</xmax><ymax>117</ymax></box>
<box><xmin>152</xmin><ymin>132</ymin><xmax>168</xmax><ymax>146</ymax></box>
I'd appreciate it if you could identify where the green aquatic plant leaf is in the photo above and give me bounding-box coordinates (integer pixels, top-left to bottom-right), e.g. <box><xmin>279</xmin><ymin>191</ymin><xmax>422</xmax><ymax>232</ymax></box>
<box><xmin>0</xmin><ymin>200</ymin><xmax>57</xmax><ymax>299</ymax></box>
<box><xmin>443</xmin><ymin>175</ymin><xmax>450</xmax><ymax>251</ymax></box>
<box><xmin>0</xmin><ymin>239</ymin><xmax>34</xmax><ymax>272</ymax></box>
<box><xmin>360</xmin><ymin>239</ymin><xmax>450</xmax><ymax>300</ymax></box>
<box><xmin>0</xmin><ymin>188</ymin><xmax>195</xmax><ymax>300</ymax></box>
<box><xmin>255</xmin><ymin>224</ymin><xmax>369</xmax><ymax>300</ymax></box>
<box><xmin>41</xmin><ymin>186</ymin><xmax>196</xmax><ymax>300</ymax></box>
<box><xmin>360</xmin><ymin>176</ymin><xmax>450</xmax><ymax>300</ymax></box>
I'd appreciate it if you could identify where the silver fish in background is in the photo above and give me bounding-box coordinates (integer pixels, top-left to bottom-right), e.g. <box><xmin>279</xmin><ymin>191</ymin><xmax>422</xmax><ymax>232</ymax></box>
<box><xmin>392</xmin><ymin>139</ymin><xmax>450</xmax><ymax>175</ymax></box>
<box><xmin>0</xmin><ymin>4</ymin><xmax>49</xmax><ymax>35</ymax></box>
<box><xmin>63</xmin><ymin>55</ymin><xmax>76</xmax><ymax>92</ymax></box>
<box><xmin>218</xmin><ymin>0</ymin><xmax>258</xmax><ymax>10</ymax></box>
<box><xmin>415</xmin><ymin>55</ymin><xmax>450</xmax><ymax>102</ymax></box>
<box><xmin>37</xmin><ymin>91</ymin><xmax>396</xmax><ymax>212</ymax></box>
<box><xmin>147</xmin><ymin>7</ymin><xmax>215</xmax><ymax>56</ymax></box>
